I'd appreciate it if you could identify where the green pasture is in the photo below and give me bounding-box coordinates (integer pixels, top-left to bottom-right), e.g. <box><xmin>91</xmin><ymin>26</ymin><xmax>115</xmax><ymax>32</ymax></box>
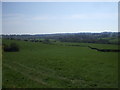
<box><xmin>2</xmin><ymin>39</ymin><xmax>118</xmax><ymax>88</ymax></box>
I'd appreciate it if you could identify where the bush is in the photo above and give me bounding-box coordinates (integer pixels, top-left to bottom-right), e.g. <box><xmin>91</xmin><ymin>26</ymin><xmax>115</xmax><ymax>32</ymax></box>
<box><xmin>43</xmin><ymin>39</ymin><xmax>51</xmax><ymax>44</ymax></box>
<box><xmin>3</xmin><ymin>43</ymin><xmax>20</xmax><ymax>52</ymax></box>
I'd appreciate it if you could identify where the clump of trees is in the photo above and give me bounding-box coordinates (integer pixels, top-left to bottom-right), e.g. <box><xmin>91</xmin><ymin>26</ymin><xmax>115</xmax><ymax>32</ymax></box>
<box><xmin>42</xmin><ymin>39</ymin><xmax>51</xmax><ymax>44</ymax></box>
<box><xmin>3</xmin><ymin>43</ymin><xmax>20</xmax><ymax>52</ymax></box>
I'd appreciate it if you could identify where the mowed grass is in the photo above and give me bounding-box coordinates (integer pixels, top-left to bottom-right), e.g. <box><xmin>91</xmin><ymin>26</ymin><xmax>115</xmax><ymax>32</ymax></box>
<box><xmin>2</xmin><ymin>39</ymin><xmax>118</xmax><ymax>88</ymax></box>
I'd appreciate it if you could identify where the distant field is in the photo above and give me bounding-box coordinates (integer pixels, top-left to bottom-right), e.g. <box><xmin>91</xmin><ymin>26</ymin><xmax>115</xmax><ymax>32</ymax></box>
<box><xmin>56</xmin><ymin>42</ymin><xmax>119</xmax><ymax>49</ymax></box>
<box><xmin>2</xmin><ymin>39</ymin><xmax>118</xmax><ymax>88</ymax></box>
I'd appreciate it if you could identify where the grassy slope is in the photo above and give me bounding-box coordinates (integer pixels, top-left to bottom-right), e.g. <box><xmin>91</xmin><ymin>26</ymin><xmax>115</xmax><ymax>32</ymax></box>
<box><xmin>2</xmin><ymin>39</ymin><xmax>118</xmax><ymax>88</ymax></box>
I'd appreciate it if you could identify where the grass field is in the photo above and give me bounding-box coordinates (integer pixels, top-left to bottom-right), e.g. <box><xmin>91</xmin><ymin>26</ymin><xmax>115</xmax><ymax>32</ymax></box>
<box><xmin>2</xmin><ymin>39</ymin><xmax>118</xmax><ymax>88</ymax></box>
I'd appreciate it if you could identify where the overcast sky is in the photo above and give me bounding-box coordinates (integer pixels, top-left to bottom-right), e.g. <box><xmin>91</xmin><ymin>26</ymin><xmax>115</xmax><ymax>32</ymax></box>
<box><xmin>2</xmin><ymin>2</ymin><xmax>118</xmax><ymax>34</ymax></box>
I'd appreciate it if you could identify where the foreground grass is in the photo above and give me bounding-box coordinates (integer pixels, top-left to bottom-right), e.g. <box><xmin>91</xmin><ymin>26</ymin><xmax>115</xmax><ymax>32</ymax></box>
<box><xmin>2</xmin><ymin>39</ymin><xmax>118</xmax><ymax>88</ymax></box>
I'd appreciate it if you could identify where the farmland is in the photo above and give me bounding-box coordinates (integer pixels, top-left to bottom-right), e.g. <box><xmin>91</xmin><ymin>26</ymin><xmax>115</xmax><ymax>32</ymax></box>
<box><xmin>2</xmin><ymin>38</ymin><xmax>118</xmax><ymax>88</ymax></box>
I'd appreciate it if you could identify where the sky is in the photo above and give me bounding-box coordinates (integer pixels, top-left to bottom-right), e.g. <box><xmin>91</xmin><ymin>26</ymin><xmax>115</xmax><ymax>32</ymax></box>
<box><xmin>2</xmin><ymin>2</ymin><xmax>118</xmax><ymax>34</ymax></box>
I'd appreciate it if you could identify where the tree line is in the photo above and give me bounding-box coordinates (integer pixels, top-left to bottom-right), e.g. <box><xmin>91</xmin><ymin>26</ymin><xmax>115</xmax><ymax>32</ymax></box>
<box><xmin>2</xmin><ymin>32</ymin><xmax>120</xmax><ymax>45</ymax></box>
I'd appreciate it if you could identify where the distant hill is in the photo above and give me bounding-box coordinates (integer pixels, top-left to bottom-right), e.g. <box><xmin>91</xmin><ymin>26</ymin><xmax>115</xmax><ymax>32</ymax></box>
<box><xmin>2</xmin><ymin>32</ymin><xmax>120</xmax><ymax>44</ymax></box>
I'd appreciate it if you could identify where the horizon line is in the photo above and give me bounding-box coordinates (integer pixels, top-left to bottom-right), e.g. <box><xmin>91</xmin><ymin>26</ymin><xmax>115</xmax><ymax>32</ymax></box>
<box><xmin>1</xmin><ymin>31</ymin><xmax>119</xmax><ymax>35</ymax></box>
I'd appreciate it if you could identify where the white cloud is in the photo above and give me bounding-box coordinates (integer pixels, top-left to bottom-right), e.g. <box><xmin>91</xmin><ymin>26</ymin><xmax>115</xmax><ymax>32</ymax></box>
<box><xmin>3</xmin><ymin>12</ymin><xmax>117</xmax><ymax>21</ymax></box>
<box><xmin>68</xmin><ymin>13</ymin><xmax>118</xmax><ymax>20</ymax></box>
<box><xmin>32</xmin><ymin>16</ymin><xmax>49</xmax><ymax>20</ymax></box>
<box><xmin>30</xmin><ymin>12</ymin><xmax>118</xmax><ymax>21</ymax></box>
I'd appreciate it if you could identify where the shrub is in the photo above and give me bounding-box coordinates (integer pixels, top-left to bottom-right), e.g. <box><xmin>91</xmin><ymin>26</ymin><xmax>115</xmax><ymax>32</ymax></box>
<box><xmin>3</xmin><ymin>43</ymin><xmax>19</xmax><ymax>52</ymax></box>
<box><xmin>10</xmin><ymin>43</ymin><xmax>19</xmax><ymax>51</ymax></box>
<box><xmin>43</xmin><ymin>39</ymin><xmax>51</xmax><ymax>44</ymax></box>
